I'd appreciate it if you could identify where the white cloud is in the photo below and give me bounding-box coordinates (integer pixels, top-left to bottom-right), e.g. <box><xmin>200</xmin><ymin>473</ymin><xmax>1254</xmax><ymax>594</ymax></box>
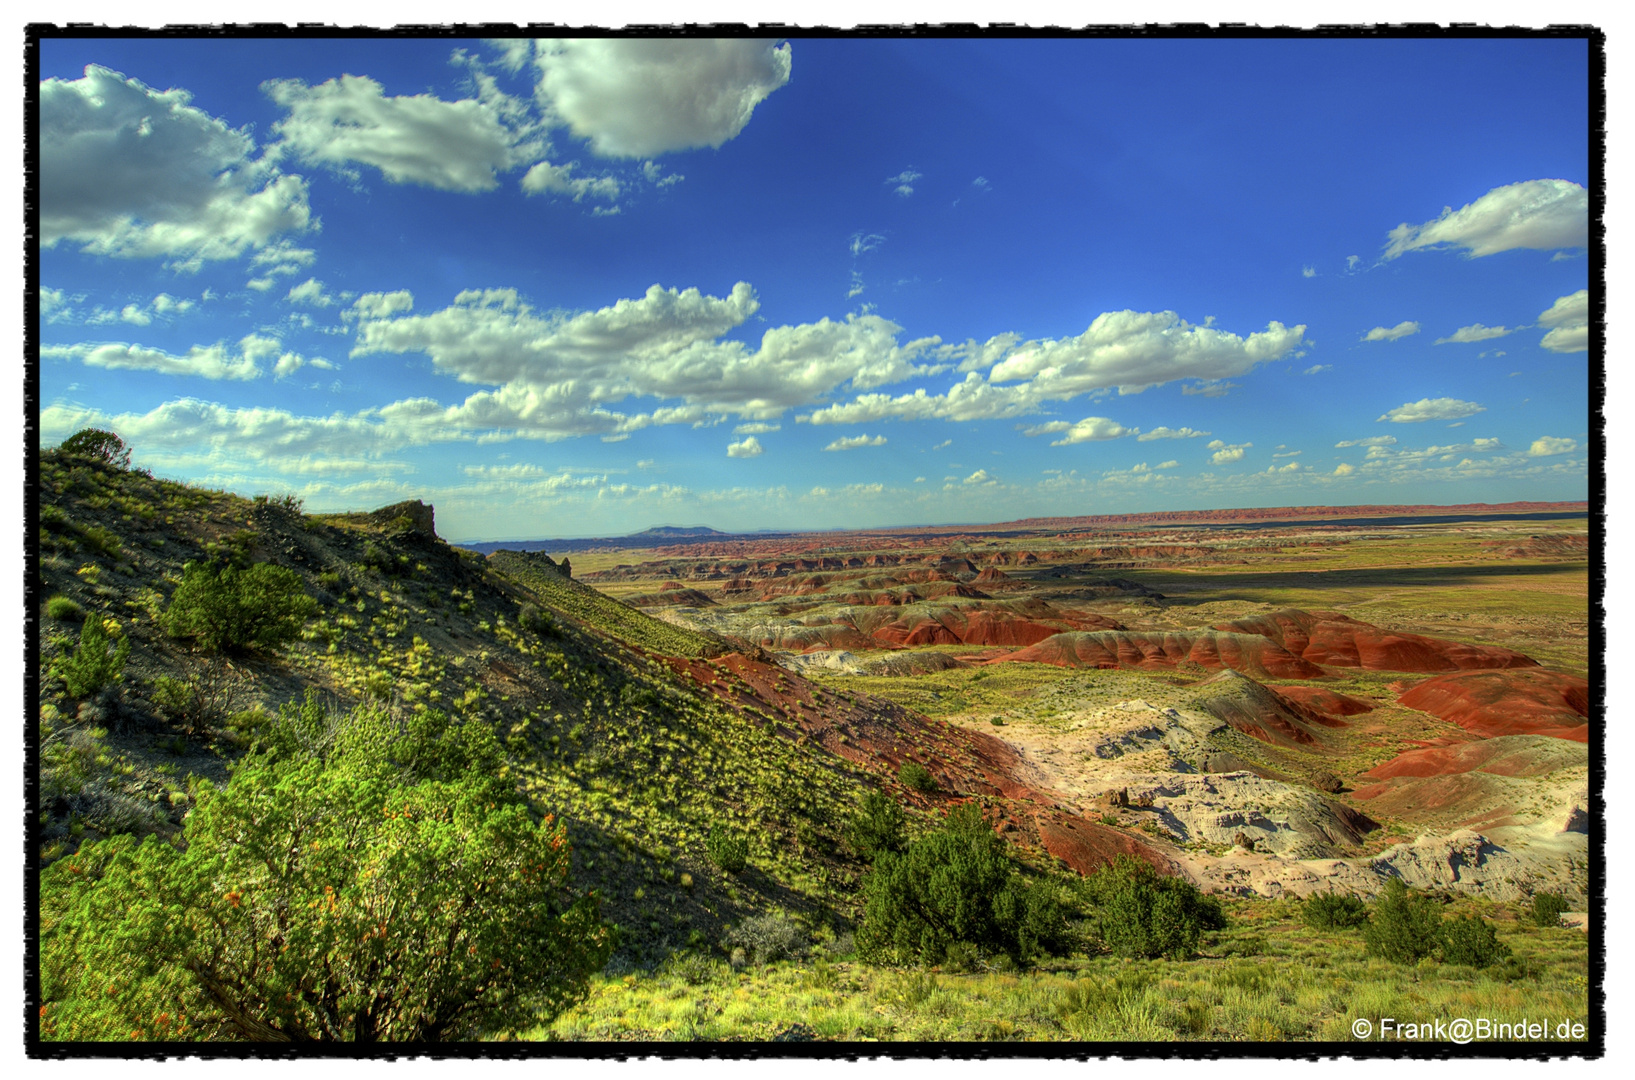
<box><xmin>41</xmin><ymin>397</ymin><xmax>463</xmax><ymax>474</ymax></box>
<box><xmin>849</xmin><ymin>232</ymin><xmax>885</xmax><ymax>257</ymax></box>
<box><xmin>1528</xmin><ymin>436</ymin><xmax>1577</xmax><ymax>457</ymax></box>
<box><xmin>1335</xmin><ymin>435</ymin><xmax>1397</xmax><ymax>448</ymax></box>
<box><xmin>1267</xmin><ymin>461</ymin><xmax>1301</xmax><ymax>473</ymax></box>
<box><xmin>1023</xmin><ymin>416</ymin><xmax>1136</xmax><ymax>446</ymax></box>
<box><xmin>1383</xmin><ymin>179</ymin><xmax>1588</xmax><ymax>260</ymax></box>
<box><xmin>1302</xmin><ymin>364</ymin><xmax>1331</xmax><ymax>375</ymax></box>
<box><xmin>1272</xmin><ymin>449</ymin><xmax>1302</xmax><ymax>458</ymax></box>
<box><xmin>41</xmin><ymin>64</ymin><xmax>313</xmax><ymax>264</ymax></box>
<box><xmin>353</xmin><ymin>281</ymin><xmax>940</xmax><ymax>440</ymax></box>
<box><xmin>726</xmin><ymin>436</ymin><xmax>763</xmax><ymax>458</ymax></box>
<box><xmin>1333</xmin><ymin>462</ymin><xmax>1355</xmax><ymax>476</ymax></box>
<box><xmin>246</xmin><ymin>240</ymin><xmax>318</xmax><ymax>290</ymax></box>
<box><xmin>1301</xmin><ymin>266</ymin><xmax>1316</xmax><ymax>278</ymax></box>
<box><xmin>733</xmin><ymin>421</ymin><xmax>780</xmax><ymax>434</ymax></box>
<box><xmin>988</xmin><ymin>310</ymin><xmax>1305</xmax><ymax>395</ymax></box>
<box><xmin>119</xmin><ymin>304</ymin><xmax>151</xmax><ymax>326</ymax></box>
<box><xmin>42</xmin><ymin>334</ymin><xmax>285</xmax><ymax>381</ymax></box>
<box><xmin>286</xmin><ymin>277</ymin><xmax>337</xmax><ymax>307</ymax></box>
<box><xmin>1346</xmin><ymin>255</ymin><xmax>1362</xmax><ymax>271</ymax></box>
<box><xmin>1209</xmin><ymin>441</ymin><xmax>1251</xmax><ymax>464</ymax></box>
<box><xmin>1434</xmin><ymin>323</ymin><xmax>1511</xmax><ymax>345</ymax></box>
<box><xmin>1156</xmin><ymin>460</ymin><xmax>1179</xmax><ymax>469</ymax></box>
<box><xmin>533</xmin><ymin>38</ymin><xmax>791</xmax><ymax>157</ymax></box>
<box><xmin>519</xmin><ymin>161</ymin><xmax>622</xmax><ymax>203</ymax></box>
<box><xmin>823</xmin><ymin>433</ymin><xmax>887</xmax><ymax>451</ymax></box>
<box><xmin>886</xmin><ymin>169</ymin><xmax>922</xmax><ymax>197</ymax></box>
<box><xmin>265</xmin><ymin>73</ymin><xmax>539</xmax><ymax>192</ymax></box>
<box><xmin>963</xmin><ymin>469</ymin><xmax>994</xmax><ymax>485</ymax></box>
<box><xmin>1538</xmin><ymin>289</ymin><xmax>1589</xmax><ymax>354</ymax></box>
<box><xmin>1377</xmin><ymin>397</ymin><xmax>1486</xmax><ymax>423</ymax></box>
<box><xmin>345</xmin><ymin>290</ymin><xmax>414</xmax><ymax>321</ymax></box>
<box><xmin>1362</xmin><ymin>320</ymin><xmax>1419</xmax><ymax>342</ymax></box>
<box><xmin>1137</xmin><ymin>425</ymin><xmax>1210</xmax><ymax>442</ymax></box>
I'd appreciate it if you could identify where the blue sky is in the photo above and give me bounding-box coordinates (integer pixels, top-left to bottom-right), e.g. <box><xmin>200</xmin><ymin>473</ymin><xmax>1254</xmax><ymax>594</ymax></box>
<box><xmin>37</xmin><ymin>34</ymin><xmax>1592</xmax><ymax>542</ymax></box>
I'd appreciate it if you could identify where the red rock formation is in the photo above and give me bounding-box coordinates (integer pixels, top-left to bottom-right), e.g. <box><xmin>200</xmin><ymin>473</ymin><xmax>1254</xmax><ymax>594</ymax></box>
<box><xmin>1215</xmin><ymin>609</ymin><xmax>1538</xmax><ymax>673</ymax></box>
<box><xmin>992</xmin><ymin>630</ymin><xmax>1326</xmax><ymax>680</ymax></box>
<box><xmin>1396</xmin><ymin>669</ymin><xmax>1589</xmax><ymax>742</ymax></box>
<box><xmin>1271</xmin><ymin>685</ymin><xmax>1374</xmax><ymax>723</ymax></box>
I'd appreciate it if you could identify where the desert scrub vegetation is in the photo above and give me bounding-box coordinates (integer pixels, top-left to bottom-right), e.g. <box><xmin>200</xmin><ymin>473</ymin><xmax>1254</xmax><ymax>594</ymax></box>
<box><xmin>532</xmin><ymin>892</ymin><xmax>1589</xmax><ymax>1043</ymax></box>
<box><xmin>1080</xmin><ymin>856</ymin><xmax>1226</xmax><ymax>960</ymax></box>
<box><xmin>39</xmin><ymin>696</ymin><xmax>612</xmax><ymax>1042</ymax></box>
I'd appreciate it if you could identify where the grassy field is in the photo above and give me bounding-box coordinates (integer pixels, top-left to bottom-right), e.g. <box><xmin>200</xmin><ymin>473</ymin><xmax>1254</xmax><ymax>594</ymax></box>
<box><xmin>526</xmin><ymin>895</ymin><xmax>1590</xmax><ymax>1043</ymax></box>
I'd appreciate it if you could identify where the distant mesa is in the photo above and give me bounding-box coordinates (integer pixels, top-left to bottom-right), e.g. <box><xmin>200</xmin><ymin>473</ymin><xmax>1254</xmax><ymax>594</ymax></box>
<box><xmin>1396</xmin><ymin>669</ymin><xmax>1589</xmax><ymax>742</ymax></box>
<box><xmin>632</xmin><ymin>524</ymin><xmax>732</xmax><ymax>539</ymax></box>
<box><xmin>1213</xmin><ymin>609</ymin><xmax>1539</xmax><ymax>673</ymax></box>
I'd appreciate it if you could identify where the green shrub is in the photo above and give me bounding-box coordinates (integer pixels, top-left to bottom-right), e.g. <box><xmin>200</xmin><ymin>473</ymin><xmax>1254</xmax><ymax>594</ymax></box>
<box><xmin>706</xmin><ymin>822</ymin><xmax>749</xmax><ymax>874</ymax></box>
<box><xmin>1529</xmin><ymin>892</ymin><xmax>1573</xmax><ymax>928</ymax></box>
<box><xmin>1362</xmin><ymin>878</ymin><xmax>1444</xmax><ymax>964</ymax></box>
<box><xmin>856</xmin><ymin>803</ymin><xmax>1069</xmax><ymax>968</ymax></box>
<box><xmin>898</xmin><ymin>760</ymin><xmax>937</xmax><ymax>793</ymax></box>
<box><xmin>1440</xmin><ymin>915</ymin><xmax>1512</xmax><ymax>968</ymax></box>
<box><xmin>55</xmin><ymin>616</ymin><xmax>130</xmax><ymax>700</ymax></box>
<box><xmin>518</xmin><ymin>602</ymin><xmax>559</xmax><ymax>637</ymax></box>
<box><xmin>847</xmin><ymin>790</ymin><xmax>907</xmax><ymax>861</ymax></box>
<box><xmin>1082</xmin><ymin>855</ymin><xmax>1225</xmax><ymax>960</ymax></box>
<box><xmin>59</xmin><ymin>428</ymin><xmax>130</xmax><ymax>469</ymax></box>
<box><xmin>149</xmin><ymin>659</ymin><xmax>245</xmax><ymax>735</ymax></box>
<box><xmin>45</xmin><ymin>595</ymin><xmax>83</xmax><ymax>621</ymax></box>
<box><xmin>162</xmin><ymin>560</ymin><xmax>317</xmax><ymax>654</ymax></box>
<box><xmin>1302</xmin><ymin>890</ymin><xmax>1370</xmax><ymax>931</ymax></box>
<box><xmin>39</xmin><ymin>701</ymin><xmax>609</xmax><ymax>1041</ymax></box>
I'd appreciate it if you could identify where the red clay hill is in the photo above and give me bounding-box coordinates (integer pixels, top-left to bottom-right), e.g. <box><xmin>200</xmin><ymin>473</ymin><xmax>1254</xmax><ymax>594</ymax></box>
<box><xmin>1212</xmin><ymin>609</ymin><xmax>1538</xmax><ymax>673</ymax></box>
<box><xmin>1396</xmin><ymin>669</ymin><xmax>1589</xmax><ymax>742</ymax></box>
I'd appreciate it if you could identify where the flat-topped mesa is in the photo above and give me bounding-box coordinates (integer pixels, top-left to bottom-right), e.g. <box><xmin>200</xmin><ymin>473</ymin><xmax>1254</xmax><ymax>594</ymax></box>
<box><xmin>365</xmin><ymin>499</ymin><xmax>438</xmax><ymax>538</ymax></box>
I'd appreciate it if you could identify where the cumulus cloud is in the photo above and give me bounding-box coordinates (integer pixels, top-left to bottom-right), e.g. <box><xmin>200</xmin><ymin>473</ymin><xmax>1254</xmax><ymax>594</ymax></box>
<box><xmin>40</xmin><ymin>397</ymin><xmax>462</xmax><ymax>473</ymax></box>
<box><xmin>963</xmin><ymin>469</ymin><xmax>994</xmax><ymax>485</ymax></box>
<box><xmin>1209</xmin><ymin>441</ymin><xmax>1252</xmax><ymax>464</ymax></box>
<box><xmin>1336</xmin><ymin>435</ymin><xmax>1397</xmax><ymax>448</ymax></box>
<box><xmin>1027</xmin><ymin>416</ymin><xmax>1136</xmax><ymax>446</ymax></box>
<box><xmin>1156</xmin><ymin>460</ymin><xmax>1179</xmax><ymax>469</ymax></box>
<box><xmin>533</xmin><ymin>38</ymin><xmax>791</xmax><ymax>157</ymax></box>
<box><xmin>1382</xmin><ymin>179</ymin><xmax>1588</xmax><ymax>259</ymax></box>
<box><xmin>41</xmin><ymin>64</ymin><xmax>313</xmax><ymax>264</ymax></box>
<box><xmin>1333</xmin><ymin>462</ymin><xmax>1355</xmax><ymax>476</ymax></box>
<box><xmin>1528</xmin><ymin>436</ymin><xmax>1577</xmax><ymax>457</ymax></box>
<box><xmin>519</xmin><ymin>161</ymin><xmax>621</xmax><ymax>203</ymax></box>
<box><xmin>733</xmin><ymin>421</ymin><xmax>780</xmax><ymax>434</ymax></box>
<box><xmin>345</xmin><ymin>290</ymin><xmax>414</xmax><ymax>321</ymax></box>
<box><xmin>1302</xmin><ymin>266</ymin><xmax>1317</xmax><ymax>278</ymax></box>
<box><xmin>1377</xmin><ymin>397</ymin><xmax>1486</xmax><ymax>423</ymax></box>
<box><xmin>1362</xmin><ymin>321</ymin><xmax>1419</xmax><ymax>342</ymax></box>
<box><xmin>1303</xmin><ymin>365</ymin><xmax>1331</xmax><ymax>375</ymax></box>
<box><xmin>989</xmin><ymin>310</ymin><xmax>1304</xmax><ymax>395</ymax></box>
<box><xmin>41</xmin><ymin>334</ymin><xmax>293</xmax><ymax>381</ymax></box>
<box><xmin>1434</xmin><ymin>323</ymin><xmax>1511</xmax><ymax>345</ymax></box>
<box><xmin>286</xmin><ymin>278</ymin><xmax>337</xmax><ymax>307</ymax></box>
<box><xmin>265</xmin><ymin>73</ymin><xmax>540</xmax><ymax>192</ymax></box>
<box><xmin>1538</xmin><ymin>289</ymin><xmax>1589</xmax><ymax>353</ymax></box>
<box><xmin>726</xmin><ymin>436</ymin><xmax>763</xmax><ymax>458</ymax></box>
<box><xmin>849</xmin><ymin>232</ymin><xmax>885</xmax><ymax>257</ymax></box>
<box><xmin>1137</xmin><ymin>426</ymin><xmax>1210</xmax><ymax>442</ymax></box>
<box><xmin>823</xmin><ymin>433</ymin><xmax>887</xmax><ymax>451</ymax></box>
<box><xmin>353</xmin><ymin>281</ymin><xmax>941</xmax><ymax>440</ymax></box>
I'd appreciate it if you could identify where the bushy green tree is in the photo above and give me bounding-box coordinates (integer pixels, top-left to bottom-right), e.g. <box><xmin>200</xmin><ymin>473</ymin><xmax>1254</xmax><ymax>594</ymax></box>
<box><xmin>847</xmin><ymin>790</ymin><xmax>907</xmax><ymax>862</ymax></box>
<box><xmin>1301</xmin><ymin>890</ymin><xmax>1370</xmax><ymax>931</ymax></box>
<box><xmin>162</xmin><ymin>560</ymin><xmax>317</xmax><ymax>654</ymax></box>
<box><xmin>856</xmin><ymin>803</ymin><xmax>1068</xmax><ymax>967</ymax></box>
<box><xmin>1081</xmin><ymin>855</ymin><xmax>1225</xmax><ymax>960</ymax></box>
<box><xmin>59</xmin><ymin>428</ymin><xmax>130</xmax><ymax>469</ymax></box>
<box><xmin>1440</xmin><ymin>915</ymin><xmax>1512</xmax><ymax>968</ymax></box>
<box><xmin>1529</xmin><ymin>892</ymin><xmax>1572</xmax><ymax>928</ymax></box>
<box><xmin>39</xmin><ymin>699</ymin><xmax>610</xmax><ymax>1042</ymax></box>
<box><xmin>55</xmin><ymin>615</ymin><xmax>130</xmax><ymax>700</ymax></box>
<box><xmin>1362</xmin><ymin>878</ymin><xmax>1444</xmax><ymax>964</ymax></box>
